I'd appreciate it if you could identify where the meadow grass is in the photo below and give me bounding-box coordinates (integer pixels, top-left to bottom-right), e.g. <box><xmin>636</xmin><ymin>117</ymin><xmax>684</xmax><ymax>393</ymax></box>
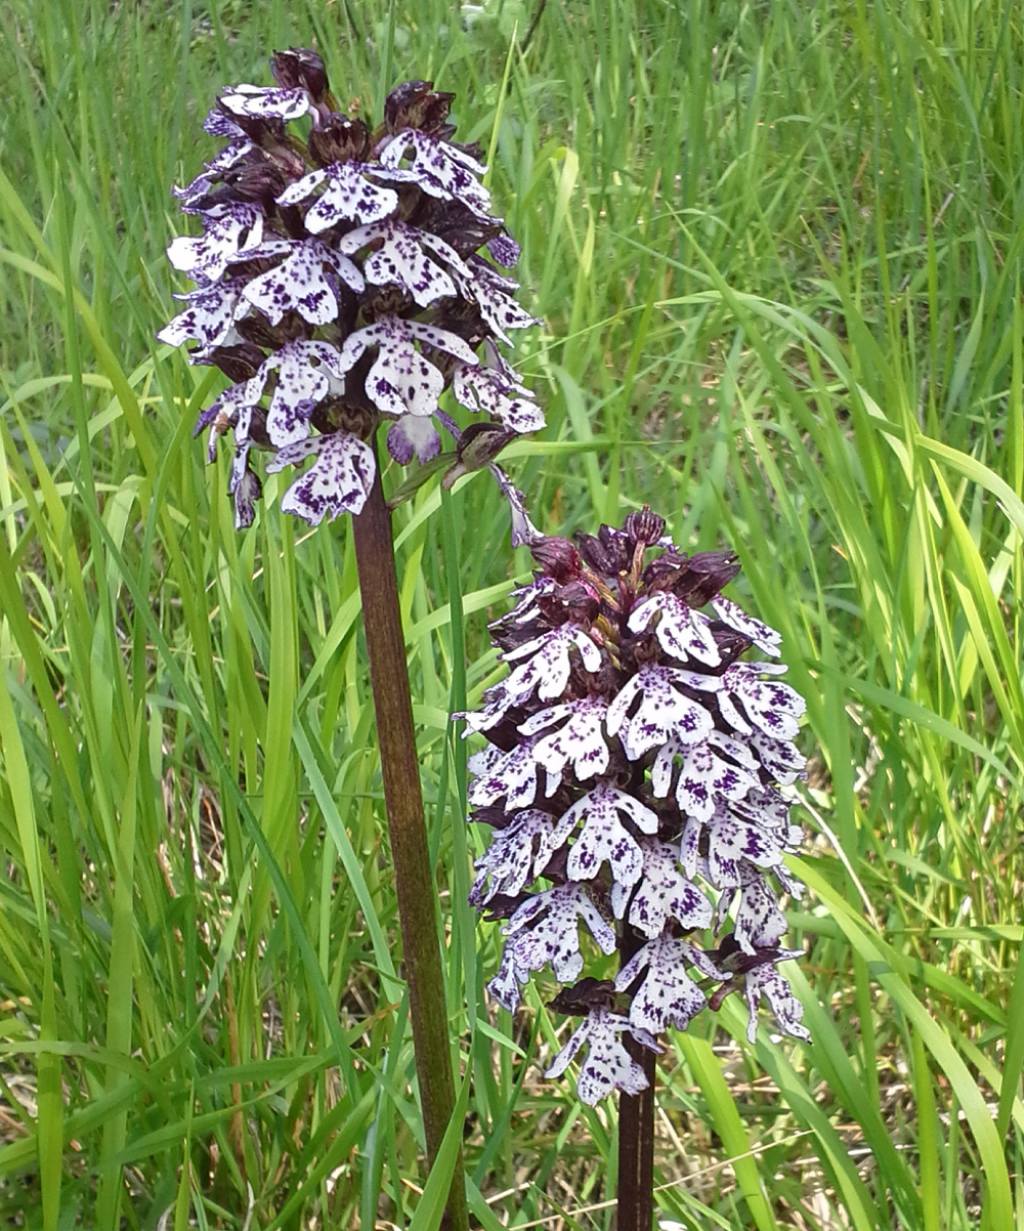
<box><xmin>0</xmin><ymin>1</ymin><xmax>1022</xmax><ymax>1227</ymax></box>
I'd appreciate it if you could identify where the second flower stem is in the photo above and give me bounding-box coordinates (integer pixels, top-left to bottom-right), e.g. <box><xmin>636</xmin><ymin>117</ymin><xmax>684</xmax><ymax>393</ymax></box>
<box><xmin>618</xmin><ymin>923</ymin><xmax>656</xmax><ymax>1231</ymax></box>
<box><xmin>351</xmin><ymin>454</ymin><xmax>468</xmax><ymax>1231</ymax></box>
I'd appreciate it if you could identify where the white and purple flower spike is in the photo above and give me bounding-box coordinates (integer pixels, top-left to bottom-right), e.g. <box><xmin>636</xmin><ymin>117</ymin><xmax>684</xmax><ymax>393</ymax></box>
<box><xmin>162</xmin><ymin>62</ymin><xmax>541</xmax><ymax>534</ymax></box>
<box><xmin>466</xmin><ymin>511</ymin><xmax>814</xmax><ymax>1105</ymax></box>
<box><xmin>545</xmin><ymin>1010</ymin><xmax>661</xmax><ymax>1106</ymax></box>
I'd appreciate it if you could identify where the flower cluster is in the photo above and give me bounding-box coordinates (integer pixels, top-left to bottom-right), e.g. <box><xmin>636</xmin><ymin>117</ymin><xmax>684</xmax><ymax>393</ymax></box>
<box><xmin>159</xmin><ymin>49</ymin><xmax>540</xmax><ymax>528</ymax></box>
<box><xmin>465</xmin><ymin>511</ymin><xmax>811</xmax><ymax>1104</ymax></box>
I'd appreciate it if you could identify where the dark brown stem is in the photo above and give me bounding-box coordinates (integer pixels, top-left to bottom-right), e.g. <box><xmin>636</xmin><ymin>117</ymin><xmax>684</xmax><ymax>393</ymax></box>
<box><xmin>617</xmin><ymin>924</ymin><xmax>656</xmax><ymax>1231</ymax></box>
<box><xmin>351</xmin><ymin>455</ymin><xmax>468</xmax><ymax>1231</ymax></box>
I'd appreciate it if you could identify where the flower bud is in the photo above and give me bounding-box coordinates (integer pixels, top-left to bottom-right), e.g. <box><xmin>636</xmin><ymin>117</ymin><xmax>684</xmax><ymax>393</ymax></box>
<box><xmin>270</xmin><ymin>47</ymin><xmax>329</xmax><ymax>101</ymax></box>
<box><xmin>624</xmin><ymin>506</ymin><xmax>666</xmax><ymax>547</ymax></box>
<box><xmin>548</xmin><ymin>978</ymin><xmax>617</xmax><ymax>1017</ymax></box>
<box><xmin>308</xmin><ymin>114</ymin><xmax>370</xmax><ymax>165</ymax></box>
<box><xmin>530</xmin><ymin>536</ymin><xmax>582</xmax><ymax>581</ymax></box>
<box><xmin>224</xmin><ymin>158</ymin><xmax>288</xmax><ymax>207</ymax></box>
<box><xmin>442</xmin><ymin>423</ymin><xmax>514</xmax><ymax>489</ymax></box>
<box><xmin>194</xmin><ymin>342</ymin><xmax>266</xmax><ymax>382</ymax></box>
<box><xmin>384</xmin><ymin>80</ymin><xmax>455</xmax><ymax>133</ymax></box>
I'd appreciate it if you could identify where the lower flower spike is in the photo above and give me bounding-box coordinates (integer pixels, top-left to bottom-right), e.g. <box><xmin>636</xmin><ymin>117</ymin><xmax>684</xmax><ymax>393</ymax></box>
<box><xmin>466</xmin><ymin>510</ymin><xmax>814</xmax><ymax>1103</ymax></box>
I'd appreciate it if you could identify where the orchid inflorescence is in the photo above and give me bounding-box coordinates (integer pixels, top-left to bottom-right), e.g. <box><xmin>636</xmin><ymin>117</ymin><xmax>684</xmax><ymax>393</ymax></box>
<box><xmin>464</xmin><ymin>510</ymin><xmax>811</xmax><ymax>1105</ymax></box>
<box><xmin>159</xmin><ymin>48</ymin><xmax>540</xmax><ymax>529</ymax></box>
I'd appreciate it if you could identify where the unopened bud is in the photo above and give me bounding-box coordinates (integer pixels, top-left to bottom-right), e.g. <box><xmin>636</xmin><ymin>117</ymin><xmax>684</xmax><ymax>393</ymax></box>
<box><xmin>309</xmin><ymin>114</ymin><xmax>370</xmax><ymax>165</ymax></box>
<box><xmin>270</xmin><ymin>47</ymin><xmax>329</xmax><ymax>101</ymax></box>
<box><xmin>385</xmin><ymin>79</ymin><xmax>455</xmax><ymax>133</ymax></box>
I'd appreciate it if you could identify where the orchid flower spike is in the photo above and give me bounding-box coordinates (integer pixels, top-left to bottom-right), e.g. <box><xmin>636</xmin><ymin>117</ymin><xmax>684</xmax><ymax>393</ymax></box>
<box><xmin>160</xmin><ymin>51</ymin><xmax>542</xmax><ymax>529</ymax></box>
<box><xmin>464</xmin><ymin>509</ymin><xmax>812</xmax><ymax>1104</ymax></box>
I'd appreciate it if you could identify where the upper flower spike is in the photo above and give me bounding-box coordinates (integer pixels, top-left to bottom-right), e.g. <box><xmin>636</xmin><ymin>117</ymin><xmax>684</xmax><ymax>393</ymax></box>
<box><xmin>466</xmin><ymin>509</ymin><xmax>813</xmax><ymax>1104</ymax></box>
<box><xmin>160</xmin><ymin>53</ymin><xmax>543</xmax><ymax>530</ymax></box>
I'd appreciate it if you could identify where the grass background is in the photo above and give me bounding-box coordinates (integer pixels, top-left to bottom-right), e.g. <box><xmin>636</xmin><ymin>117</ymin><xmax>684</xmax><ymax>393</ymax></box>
<box><xmin>1</xmin><ymin>0</ymin><xmax>1022</xmax><ymax>1227</ymax></box>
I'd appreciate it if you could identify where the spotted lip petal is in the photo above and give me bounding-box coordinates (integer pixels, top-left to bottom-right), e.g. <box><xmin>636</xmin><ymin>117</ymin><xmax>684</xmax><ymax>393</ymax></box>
<box><xmin>469</xmin><ymin>809</ymin><xmax>561</xmax><ymax>906</ymax></box>
<box><xmin>379</xmin><ymin>128</ymin><xmax>493</xmax><ymax>218</ymax></box>
<box><xmin>487</xmin><ymin>943</ymin><xmax>530</xmax><ymax>1012</ymax></box>
<box><xmin>731</xmin><ymin>868</ymin><xmax>788</xmax><ymax>953</ymax></box>
<box><xmin>606</xmin><ymin>664</ymin><xmax>716</xmax><ymax>759</ymax></box>
<box><xmin>276</xmin><ymin>161</ymin><xmax>422</xmax><ymax>231</ymax></box>
<box><xmin>615</xmin><ymin>937</ymin><xmax>723</xmax><ymax>1033</ymax></box>
<box><xmin>339</xmin><ymin>219</ymin><xmax>469</xmax><ymax>307</ymax></box>
<box><xmin>256</xmin><ymin>339</ymin><xmax>352</xmax><ymax>446</ymax></box>
<box><xmin>456</xmin><ymin>258</ymin><xmax>540</xmax><ymax>345</ymax></box>
<box><xmin>502</xmin><ymin>624</ymin><xmax>603</xmax><ymax>705</ymax></box>
<box><xmin>157</xmin><ymin>280</ymin><xmax>248</xmax><ymax>351</ymax></box>
<box><xmin>452</xmin><ymin>360</ymin><xmax>545</xmax><ymax>434</ymax></box>
<box><xmin>468</xmin><ymin>740</ymin><xmax>561</xmax><ymax>810</ymax></box>
<box><xmin>717</xmin><ymin>662</ymin><xmax>806</xmax><ymax>741</ymax></box>
<box><xmin>683</xmin><ymin>804</ymin><xmax>787</xmax><ymax>888</ymax></box>
<box><xmin>386</xmin><ymin>415</ymin><xmax>441</xmax><ymax>464</ymax></box>
<box><xmin>518</xmin><ymin>697</ymin><xmax>610</xmax><ymax>780</ymax></box>
<box><xmin>545</xmin><ymin>1010</ymin><xmax>660</xmax><ymax>1106</ymax></box>
<box><xmin>744</xmin><ymin>960</ymin><xmax>810</xmax><ymax>1043</ymax></box>
<box><xmin>267</xmin><ymin>431</ymin><xmax>375</xmax><ymax>525</ymax></box>
<box><xmin>556</xmin><ymin>784</ymin><xmax>659</xmax><ymax>888</ymax></box>
<box><xmin>712</xmin><ymin>596</ymin><xmax>782</xmax><ymax>657</ymax></box>
<box><xmin>611</xmin><ymin>838</ymin><xmax>712</xmax><ymax>936</ymax></box>
<box><xmin>505</xmin><ymin>884</ymin><xmax>617</xmax><ymax>984</ymax></box>
<box><xmin>338</xmin><ymin>315</ymin><xmax>477</xmax><ymax>419</ymax></box>
<box><xmin>218</xmin><ymin>83</ymin><xmax>311</xmax><ymax>120</ymax></box>
<box><xmin>628</xmin><ymin>590</ymin><xmax>721</xmax><ymax>666</ymax></box>
<box><xmin>241</xmin><ymin>238</ymin><xmax>364</xmax><ymax>326</ymax></box>
<box><xmin>650</xmin><ymin>730</ymin><xmax>758</xmax><ymax>823</ymax></box>
<box><xmin>166</xmin><ymin>204</ymin><xmax>264</xmax><ymax>281</ymax></box>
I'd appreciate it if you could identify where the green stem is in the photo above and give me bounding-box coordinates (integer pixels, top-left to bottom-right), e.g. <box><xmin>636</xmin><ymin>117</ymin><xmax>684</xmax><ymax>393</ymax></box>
<box><xmin>351</xmin><ymin>456</ymin><xmax>468</xmax><ymax>1231</ymax></box>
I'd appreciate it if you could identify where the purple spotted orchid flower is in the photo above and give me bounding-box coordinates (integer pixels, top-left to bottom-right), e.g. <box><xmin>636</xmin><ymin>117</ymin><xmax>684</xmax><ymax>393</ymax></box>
<box><xmin>465</xmin><ymin>510</ymin><xmax>811</xmax><ymax>1105</ymax></box>
<box><xmin>160</xmin><ymin>50</ymin><xmax>541</xmax><ymax>528</ymax></box>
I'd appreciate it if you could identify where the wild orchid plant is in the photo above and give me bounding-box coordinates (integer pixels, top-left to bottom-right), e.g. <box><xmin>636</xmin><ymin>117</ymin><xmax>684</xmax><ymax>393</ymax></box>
<box><xmin>160</xmin><ymin>43</ymin><xmax>812</xmax><ymax>1231</ymax></box>
<box><xmin>159</xmin><ymin>47</ymin><xmax>546</xmax><ymax>1231</ymax></box>
<box><xmin>465</xmin><ymin>510</ymin><xmax>810</xmax><ymax>1227</ymax></box>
